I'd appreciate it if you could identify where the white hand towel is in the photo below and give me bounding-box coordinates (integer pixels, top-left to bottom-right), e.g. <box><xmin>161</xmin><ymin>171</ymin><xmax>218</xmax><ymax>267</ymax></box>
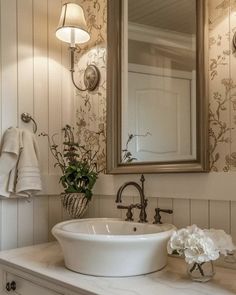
<box><xmin>0</xmin><ymin>128</ymin><xmax>22</xmax><ymax>197</ymax></box>
<box><xmin>13</xmin><ymin>130</ymin><xmax>42</xmax><ymax>197</ymax></box>
<box><xmin>0</xmin><ymin>128</ymin><xmax>42</xmax><ymax>198</ymax></box>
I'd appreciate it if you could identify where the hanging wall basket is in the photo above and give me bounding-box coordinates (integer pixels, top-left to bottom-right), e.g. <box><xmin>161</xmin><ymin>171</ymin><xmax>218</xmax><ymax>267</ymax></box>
<box><xmin>61</xmin><ymin>193</ymin><xmax>89</xmax><ymax>218</ymax></box>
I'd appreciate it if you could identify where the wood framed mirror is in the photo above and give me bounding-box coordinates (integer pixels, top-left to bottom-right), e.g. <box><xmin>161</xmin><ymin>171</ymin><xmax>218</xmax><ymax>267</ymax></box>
<box><xmin>107</xmin><ymin>0</ymin><xmax>209</xmax><ymax>174</ymax></box>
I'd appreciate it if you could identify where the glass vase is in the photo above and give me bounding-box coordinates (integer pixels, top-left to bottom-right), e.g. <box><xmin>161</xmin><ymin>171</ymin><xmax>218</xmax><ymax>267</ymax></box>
<box><xmin>187</xmin><ymin>261</ymin><xmax>215</xmax><ymax>282</ymax></box>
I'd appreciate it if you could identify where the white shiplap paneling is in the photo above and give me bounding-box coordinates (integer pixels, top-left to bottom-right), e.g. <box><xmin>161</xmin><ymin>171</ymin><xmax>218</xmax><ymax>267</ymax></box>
<box><xmin>0</xmin><ymin>196</ymin><xmax>62</xmax><ymax>250</ymax></box>
<box><xmin>1</xmin><ymin>200</ymin><xmax>18</xmax><ymax>250</ymax></box>
<box><xmin>48</xmin><ymin>195</ymin><xmax>62</xmax><ymax>241</ymax></box>
<box><xmin>18</xmin><ymin>0</ymin><xmax>34</xmax><ymax>131</ymax></box>
<box><xmin>48</xmin><ymin>0</ymin><xmax>63</xmax><ymax>175</ymax></box>
<box><xmin>173</xmin><ymin>199</ymin><xmax>190</xmax><ymax>228</ymax></box>
<box><xmin>16</xmin><ymin>0</ymin><xmax>35</xmax><ymax>249</ymax></box>
<box><xmin>0</xmin><ymin>0</ymin><xmax>72</xmax><ymax>250</ymax></box>
<box><xmin>83</xmin><ymin>196</ymin><xmax>100</xmax><ymax>219</ymax></box>
<box><xmin>0</xmin><ymin>0</ymin><xmax>18</xmax><ymax>251</ymax></box>
<box><xmin>33</xmin><ymin>0</ymin><xmax>49</xmax><ymax>174</ymax></box>
<box><xmin>1</xmin><ymin>0</ymin><xmax>18</xmax><ymax>132</ymax></box>
<box><xmin>230</xmin><ymin>201</ymin><xmax>236</xmax><ymax>244</ymax></box>
<box><xmin>33</xmin><ymin>196</ymin><xmax>49</xmax><ymax>244</ymax></box>
<box><xmin>99</xmin><ymin>195</ymin><xmax>121</xmax><ymax>219</ymax></box>
<box><xmin>209</xmin><ymin>200</ymin><xmax>231</xmax><ymax>233</ymax></box>
<box><xmin>190</xmin><ymin>199</ymin><xmax>209</xmax><ymax>229</ymax></box>
<box><xmin>17</xmin><ymin>199</ymin><xmax>34</xmax><ymax>247</ymax></box>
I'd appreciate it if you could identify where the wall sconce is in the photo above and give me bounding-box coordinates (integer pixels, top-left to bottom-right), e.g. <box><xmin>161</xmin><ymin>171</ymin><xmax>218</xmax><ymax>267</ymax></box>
<box><xmin>56</xmin><ymin>3</ymin><xmax>100</xmax><ymax>91</ymax></box>
<box><xmin>233</xmin><ymin>33</ymin><xmax>236</xmax><ymax>51</ymax></box>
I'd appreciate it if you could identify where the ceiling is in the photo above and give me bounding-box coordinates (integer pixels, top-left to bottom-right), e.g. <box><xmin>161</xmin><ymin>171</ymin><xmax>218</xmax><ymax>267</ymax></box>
<box><xmin>128</xmin><ymin>0</ymin><xmax>196</xmax><ymax>35</ymax></box>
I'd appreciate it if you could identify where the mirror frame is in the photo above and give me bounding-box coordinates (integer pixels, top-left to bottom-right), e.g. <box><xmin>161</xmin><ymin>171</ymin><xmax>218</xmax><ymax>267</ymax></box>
<box><xmin>107</xmin><ymin>0</ymin><xmax>209</xmax><ymax>174</ymax></box>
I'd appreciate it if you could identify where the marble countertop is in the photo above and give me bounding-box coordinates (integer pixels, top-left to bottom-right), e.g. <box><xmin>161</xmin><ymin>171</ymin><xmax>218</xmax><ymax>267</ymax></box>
<box><xmin>0</xmin><ymin>242</ymin><xmax>236</xmax><ymax>295</ymax></box>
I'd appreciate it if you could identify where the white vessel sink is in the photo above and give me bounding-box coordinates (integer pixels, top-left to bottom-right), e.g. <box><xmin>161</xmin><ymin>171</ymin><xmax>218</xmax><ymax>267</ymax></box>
<box><xmin>52</xmin><ymin>218</ymin><xmax>175</xmax><ymax>277</ymax></box>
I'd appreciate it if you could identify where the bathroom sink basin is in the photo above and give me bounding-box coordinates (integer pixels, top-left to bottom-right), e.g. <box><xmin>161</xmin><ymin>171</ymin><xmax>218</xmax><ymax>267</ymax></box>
<box><xmin>52</xmin><ymin>218</ymin><xmax>175</xmax><ymax>277</ymax></box>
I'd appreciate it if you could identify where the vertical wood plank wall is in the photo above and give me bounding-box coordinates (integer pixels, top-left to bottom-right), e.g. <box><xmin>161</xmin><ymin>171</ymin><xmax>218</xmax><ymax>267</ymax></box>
<box><xmin>0</xmin><ymin>0</ymin><xmax>73</xmax><ymax>250</ymax></box>
<box><xmin>85</xmin><ymin>196</ymin><xmax>236</xmax><ymax>245</ymax></box>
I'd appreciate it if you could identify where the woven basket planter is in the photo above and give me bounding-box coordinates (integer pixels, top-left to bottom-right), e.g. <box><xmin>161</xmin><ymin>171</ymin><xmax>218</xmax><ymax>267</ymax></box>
<box><xmin>61</xmin><ymin>193</ymin><xmax>90</xmax><ymax>219</ymax></box>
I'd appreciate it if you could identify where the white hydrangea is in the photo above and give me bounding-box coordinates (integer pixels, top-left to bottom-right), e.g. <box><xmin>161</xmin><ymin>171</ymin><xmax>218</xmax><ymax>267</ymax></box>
<box><xmin>167</xmin><ymin>227</ymin><xmax>189</xmax><ymax>256</ymax></box>
<box><xmin>204</xmin><ymin>229</ymin><xmax>236</xmax><ymax>256</ymax></box>
<box><xmin>167</xmin><ymin>225</ymin><xmax>235</xmax><ymax>264</ymax></box>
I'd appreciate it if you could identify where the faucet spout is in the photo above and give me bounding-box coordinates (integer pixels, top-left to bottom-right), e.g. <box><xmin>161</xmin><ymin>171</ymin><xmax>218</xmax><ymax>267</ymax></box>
<box><xmin>116</xmin><ymin>175</ymin><xmax>148</xmax><ymax>223</ymax></box>
<box><xmin>116</xmin><ymin>185</ymin><xmax>125</xmax><ymax>203</ymax></box>
<box><xmin>116</xmin><ymin>182</ymin><xmax>142</xmax><ymax>203</ymax></box>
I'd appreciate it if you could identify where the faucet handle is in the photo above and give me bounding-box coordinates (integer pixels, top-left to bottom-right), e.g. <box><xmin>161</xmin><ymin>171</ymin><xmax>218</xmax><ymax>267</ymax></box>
<box><xmin>117</xmin><ymin>204</ymin><xmax>136</xmax><ymax>221</ymax></box>
<box><xmin>153</xmin><ymin>208</ymin><xmax>173</xmax><ymax>224</ymax></box>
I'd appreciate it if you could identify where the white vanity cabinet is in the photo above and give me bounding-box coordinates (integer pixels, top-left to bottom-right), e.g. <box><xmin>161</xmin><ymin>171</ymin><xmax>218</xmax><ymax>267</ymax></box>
<box><xmin>0</xmin><ymin>266</ymin><xmax>85</xmax><ymax>295</ymax></box>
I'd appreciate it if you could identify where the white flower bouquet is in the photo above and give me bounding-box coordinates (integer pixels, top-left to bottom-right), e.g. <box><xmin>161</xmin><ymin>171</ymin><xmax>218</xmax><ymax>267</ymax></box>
<box><xmin>167</xmin><ymin>225</ymin><xmax>235</xmax><ymax>280</ymax></box>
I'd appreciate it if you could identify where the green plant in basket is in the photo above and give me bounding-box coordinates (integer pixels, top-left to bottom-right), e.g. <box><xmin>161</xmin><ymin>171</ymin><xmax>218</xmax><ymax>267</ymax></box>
<box><xmin>41</xmin><ymin>125</ymin><xmax>103</xmax><ymax>201</ymax></box>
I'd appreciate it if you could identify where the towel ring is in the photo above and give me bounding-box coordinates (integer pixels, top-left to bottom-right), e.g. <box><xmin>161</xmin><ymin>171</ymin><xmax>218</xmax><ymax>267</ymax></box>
<box><xmin>21</xmin><ymin>113</ymin><xmax>38</xmax><ymax>134</ymax></box>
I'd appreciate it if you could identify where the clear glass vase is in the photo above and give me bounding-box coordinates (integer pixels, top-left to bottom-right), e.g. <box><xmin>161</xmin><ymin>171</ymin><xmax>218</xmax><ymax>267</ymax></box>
<box><xmin>187</xmin><ymin>261</ymin><xmax>215</xmax><ymax>282</ymax></box>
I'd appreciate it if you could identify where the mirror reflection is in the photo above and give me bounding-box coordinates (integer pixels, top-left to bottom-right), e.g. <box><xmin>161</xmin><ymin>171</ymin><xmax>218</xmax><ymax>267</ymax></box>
<box><xmin>121</xmin><ymin>0</ymin><xmax>197</xmax><ymax>163</ymax></box>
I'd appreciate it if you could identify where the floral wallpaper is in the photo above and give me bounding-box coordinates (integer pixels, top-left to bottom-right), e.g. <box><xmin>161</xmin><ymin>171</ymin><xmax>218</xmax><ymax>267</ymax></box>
<box><xmin>209</xmin><ymin>0</ymin><xmax>236</xmax><ymax>171</ymax></box>
<box><xmin>74</xmin><ymin>0</ymin><xmax>107</xmax><ymax>172</ymax></box>
<box><xmin>75</xmin><ymin>0</ymin><xmax>236</xmax><ymax>173</ymax></box>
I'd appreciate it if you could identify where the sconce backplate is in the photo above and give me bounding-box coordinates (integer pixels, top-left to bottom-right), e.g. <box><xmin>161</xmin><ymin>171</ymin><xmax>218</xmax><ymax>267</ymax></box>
<box><xmin>84</xmin><ymin>65</ymin><xmax>100</xmax><ymax>91</ymax></box>
<box><xmin>233</xmin><ymin>32</ymin><xmax>236</xmax><ymax>51</ymax></box>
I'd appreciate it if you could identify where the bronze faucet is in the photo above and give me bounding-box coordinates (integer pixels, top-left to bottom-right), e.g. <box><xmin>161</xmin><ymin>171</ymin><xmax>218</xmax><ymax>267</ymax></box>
<box><xmin>116</xmin><ymin>175</ymin><xmax>148</xmax><ymax>223</ymax></box>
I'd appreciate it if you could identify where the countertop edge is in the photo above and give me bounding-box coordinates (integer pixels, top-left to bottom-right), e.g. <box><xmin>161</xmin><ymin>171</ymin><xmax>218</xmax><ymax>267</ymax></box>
<box><xmin>0</xmin><ymin>257</ymin><xmax>97</xmax><ymax>295</ymax></box>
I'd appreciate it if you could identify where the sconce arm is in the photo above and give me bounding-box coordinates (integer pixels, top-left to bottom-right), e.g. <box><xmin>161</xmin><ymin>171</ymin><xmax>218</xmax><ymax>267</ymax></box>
<box><xmin>69</xmin><ymin>47</ymin><xmax>100</xmax><ymax>92</ymax></box>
